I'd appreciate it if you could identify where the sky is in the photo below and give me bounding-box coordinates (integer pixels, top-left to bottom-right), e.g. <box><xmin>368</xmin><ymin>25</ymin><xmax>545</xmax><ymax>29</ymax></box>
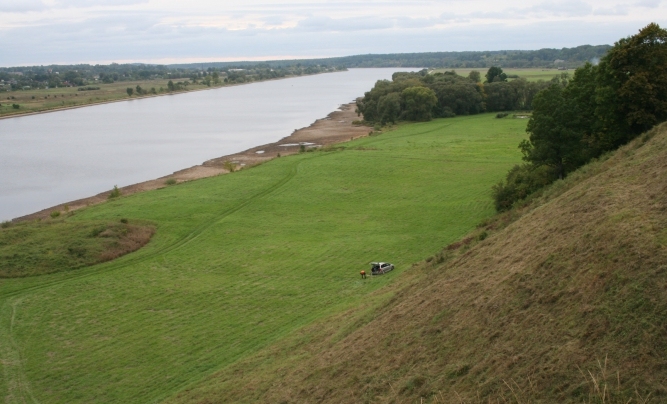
<box><xmin>0</xmin><ymin>0</ymin><xmax>665</xmax><ymax>67</ymax></box>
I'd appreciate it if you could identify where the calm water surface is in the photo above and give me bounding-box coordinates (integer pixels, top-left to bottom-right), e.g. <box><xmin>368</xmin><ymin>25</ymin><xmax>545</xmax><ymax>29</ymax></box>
<box><xmin>0</xmin><ymin>68</ymin><xmax>411</xmax><ymax>221</ymax></box>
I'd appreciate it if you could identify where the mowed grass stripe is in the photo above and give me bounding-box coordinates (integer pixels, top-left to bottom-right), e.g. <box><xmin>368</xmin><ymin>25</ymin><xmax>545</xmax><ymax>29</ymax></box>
<box><xmin>0</xmin><ymin>113</ymin><xmax>527</xmax><ymax>403</ymax></box>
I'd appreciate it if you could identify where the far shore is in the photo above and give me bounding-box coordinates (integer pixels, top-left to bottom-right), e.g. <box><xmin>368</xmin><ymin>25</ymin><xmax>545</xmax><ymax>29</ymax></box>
<box><xmin>12</xmin><ymin>102</ymin><xmax>372</xmax><ymax>222</ymax></box>
<box><xmin>0</xmin><ymin>70</ymin><xmax>339</xmax><ymax>121</ymax></box>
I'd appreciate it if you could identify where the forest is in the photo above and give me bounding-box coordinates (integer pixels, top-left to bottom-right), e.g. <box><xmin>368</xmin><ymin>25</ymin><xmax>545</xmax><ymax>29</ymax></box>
<box><xmin>355</xmin><ymin>68</ymin><xmax>552</xmax><ymax>124</ymax></box>
<box><xmin>493</xmin><ymin>23</ymin><xmax>667</xmax><ymax>210</ymax></box>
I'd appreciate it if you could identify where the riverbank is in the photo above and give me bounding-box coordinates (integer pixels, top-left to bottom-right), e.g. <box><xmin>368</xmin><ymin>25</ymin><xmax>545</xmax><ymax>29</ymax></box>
<box><xmin>12</xmin><ymin>103</ymin><xmax>371</xmax><ymax>222</ymax></box>
<box><xmin>0</xmin><ymin>71</ymin><xmax>338</xmax><ymax>121</ymax></box>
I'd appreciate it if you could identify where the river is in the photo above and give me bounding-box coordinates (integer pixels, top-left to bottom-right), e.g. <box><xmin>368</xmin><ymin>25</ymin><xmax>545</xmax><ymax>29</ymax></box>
<box><xmin>0</xmin><ymin>68</ymin><xmax>411</xmax><ymax>221</ymax></box>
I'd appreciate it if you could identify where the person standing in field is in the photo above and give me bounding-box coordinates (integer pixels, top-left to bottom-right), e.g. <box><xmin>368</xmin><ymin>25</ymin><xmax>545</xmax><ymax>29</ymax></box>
<box><xmin>360</xmin><ymin>270</ymin><xmax>366</xmax><ymax>279</ymax></box>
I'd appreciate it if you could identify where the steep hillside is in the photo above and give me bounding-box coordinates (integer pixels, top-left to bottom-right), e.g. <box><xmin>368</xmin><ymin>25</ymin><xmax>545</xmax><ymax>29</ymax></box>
<box><xmin>170</xmin><ymin>125</ymin><xmax>667</xmax><ymax>403</ymax></box>
<box><xmin>0</xmin><ymin>114</ymin><xmax>528</xmax><ymax>403</ymax></box>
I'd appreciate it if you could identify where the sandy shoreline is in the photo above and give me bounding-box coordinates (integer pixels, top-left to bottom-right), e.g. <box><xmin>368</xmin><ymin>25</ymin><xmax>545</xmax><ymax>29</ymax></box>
<box><xmin>12</xmin><ymin>103</ymin><xmax>370</xmax><ymax>222</ymax></box>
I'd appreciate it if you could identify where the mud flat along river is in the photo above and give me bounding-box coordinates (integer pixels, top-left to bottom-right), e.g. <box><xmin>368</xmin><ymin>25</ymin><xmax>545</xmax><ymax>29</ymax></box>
<box><xmin>0</xmin><ymin>68</ymin><xmax>412</xmax><ymax>221</ymax></box>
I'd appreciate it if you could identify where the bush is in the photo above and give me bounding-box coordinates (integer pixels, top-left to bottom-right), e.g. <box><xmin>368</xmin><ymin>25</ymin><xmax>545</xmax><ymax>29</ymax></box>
<box><xmin>120</xmin><ymin>218</ymin><xmax>128</xmax><ymax>224</ymax></box>
<box><xmin>492</xmin><ymin>164</ymin><xmax>558</xmax><ymax>211</ymax></box>
<box><xmin>222</xmin><ymin>161</ymin><xmax>236</xmax><ymax>172</ymax></box>
<box><xmin>496</xmin><ymin>113</ymin><xmax>509</xmax><ymax>118</ymax></box>
<box><xmin>50</xmin><ymin>211</ymin><xmax>61</xmax><ymax>219</ymax></box>
<box><xmin>165</xmin><ymin>178</ymin><xmax>177</xmax><ymax>185</ymax></box>
<box><xmin>1</xmin><ymin>221</ymin><xmax>11</xmax><ymax>229</ymax></box>
<box><xmin>12</xmin><ymin>104</ymin><xmax>19</xmax><ymax>109</ymax></box>
<box><xmin>108</xmin><ymin>185</ymin><xmax>121</xmax><ymax>199</ymax></box>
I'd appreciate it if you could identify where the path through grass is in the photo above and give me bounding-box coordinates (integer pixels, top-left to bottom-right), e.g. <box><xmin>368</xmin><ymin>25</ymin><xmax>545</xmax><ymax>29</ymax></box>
<box><xmin>0</xmin><ymin>113</ymin><xmax>527</xmax><ymax>403</ymax></box>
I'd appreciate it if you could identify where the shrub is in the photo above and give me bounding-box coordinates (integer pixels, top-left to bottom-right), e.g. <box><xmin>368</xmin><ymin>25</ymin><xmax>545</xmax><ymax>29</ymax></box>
<box><xmin>165</xmin><ymin>178</ymin><xmax>177</xmax><ymax>185</ymax></box>
<box><xmin>492</xmin><ymin>164</ymin><xmax>558</xmax><ymax>211</ymax></box>
<box><xmin>442</xmin><ymin>107</ymin><xmax>456</xmax><ymax>118</ymax></box>
<box><xmin>120</xmin><ymin>218</ymin><xmax>128</xmax><ymax>224</ymax></box>
<box><xmin>1</xmin><ymin>221</ymin><xmax>11</xmax><ymax>229</ymax></box>
<box><xmin>12</xmin><ymin>104</ymin><xmax>19</xmax><ymax>109</ymax></box>
<box><xmin>50</xmin><ymin>211</ymin><xmax>61</xmax><ymax>219</ymax></box>
<box><xmin>496</xmin><ymin>113</ymin><xmax>509</xmax><ymax>118</ymax></box>
<box><xmin>222</xmin><ymin>161</ymin><xmax>236</xmax><ymax>172</ymax></box>
<box><xmin>108</xmin><ymin>185</ymin><xmax>121</xmax><ymax>199</ymax></box>
<box><xmin>299</xmin><ymin>144</ymin><xmax>306</xmax><ymax>153</ymax></box>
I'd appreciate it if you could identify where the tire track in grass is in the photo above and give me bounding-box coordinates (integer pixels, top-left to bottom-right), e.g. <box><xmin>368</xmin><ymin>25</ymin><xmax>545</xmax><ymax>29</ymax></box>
<box><xmin>0</xmin><ymin>297</ymin><xmax>40</xmax><ymax>404</ymax></box>
<box><xmin>0</xmin><ymin>156</ymin><xmax>310</xmax><ymax>302</ymax></box>
<box><xmin>0</xmin><ymin>155</ymin><xmax>315</xmax><ymax>403</ymax></box>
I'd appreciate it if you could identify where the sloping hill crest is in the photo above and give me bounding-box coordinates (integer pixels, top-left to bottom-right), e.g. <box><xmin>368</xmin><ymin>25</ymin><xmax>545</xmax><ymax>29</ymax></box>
<box><xmin>170</xmin><ymin>124</ymin><xmax>667</xmax><ymax>403</ymax></box>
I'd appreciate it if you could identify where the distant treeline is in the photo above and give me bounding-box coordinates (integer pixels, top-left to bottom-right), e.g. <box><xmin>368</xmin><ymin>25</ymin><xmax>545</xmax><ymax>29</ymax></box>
<box><xmin>0</xmin><ymin>64</ymin><xmax>344</xmax><ymax>92</ymax></box>
<box><xmin>1</xmin><ymin>44</ymin><xmax>609</xmax><ymax>92</ymax></box>
<box><xmin>356</xmin><ymin>68</ymin><xmax>552</xmax><ymax>124</ymax></box>
<box><xmin>169</xmin><ymin>45</ymin><xmax>610</xmax><ymax>70</ymax></box>
<box><xmin>494</xmin><ymin>23</ymin><xmax>667</xmax><ymax>211</ymax></box>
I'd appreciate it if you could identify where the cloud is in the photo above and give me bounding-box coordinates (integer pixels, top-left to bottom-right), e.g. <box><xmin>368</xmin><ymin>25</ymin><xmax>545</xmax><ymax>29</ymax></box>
<box><xmin>593</xmin><ymin>6</ymin><xmax>629</xmax><ymax>15</ymax></box>
<box><xmin>295</xmin><ymin>15</ymin><xmax>393</xmax><ymax>32</ymax></box>
<box><xmin>634</xmin><ymin>0</ymin><xmax>662</xmax><ymax>7</ymax></box>
<box><xmin>54</xmin><ymin>0</ymin><xmax>149</xmax><ymax>8</ymax></box>
<box><xmin>0</xmin><ymin>0</ymin><xmax>46</xmax><ymax>13</ymax></box>
<box><xmin>0</xmin><ymin>0</ymin><xmax>664</xmax><ymax>66</ymax></box>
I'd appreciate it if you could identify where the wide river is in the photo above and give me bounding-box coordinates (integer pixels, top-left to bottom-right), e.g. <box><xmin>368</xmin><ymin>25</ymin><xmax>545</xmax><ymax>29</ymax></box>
<box><xmin>1</xmin><ymin>68</ymin><xmax>411</xmax><ymax>221</ymax></box>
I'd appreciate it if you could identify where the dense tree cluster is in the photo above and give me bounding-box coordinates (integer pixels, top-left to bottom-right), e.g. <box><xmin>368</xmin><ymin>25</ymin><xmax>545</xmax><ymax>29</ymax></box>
<box><xmin>163</xmin><ymin>46</ymin><xmax>609</xmax><ymax>71</ymax></box>
<box><xmin>493</xmin><ymin>23</ymin><xmax>667</xmax><ymax>210</ymax></box>
<box><xmin>0</xmin><ymin>63</ymin><xmax>345</xmax><ymax>92</ymax></box>
<box><xmin>356</xmin><ymin>69</ymin><xmax>550</xmax><ymax>124</ymax></box>
<box><xmin>253</xmin><ymin>45</ymin><xmax>610</xmax><ymax>69</ymax></box>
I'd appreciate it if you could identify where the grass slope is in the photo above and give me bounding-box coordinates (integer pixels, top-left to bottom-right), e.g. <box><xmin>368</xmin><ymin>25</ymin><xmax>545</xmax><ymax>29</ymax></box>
<box><xmin>0</xmin><ymin>219</ymin><xmax>155</xmax><ymax>278</ymax></box>
<box><xmin>0</xmin><ymin>114</ymin><xmax>527</xmax><ymax>403</ymax></box>
<box><xmin>0</xmin><ymin>79</ymin><xmax>194</xmax><ymax>118</ymax></box>
<box><xmin>170</xmin><ymin>124</ymin><xmax>667</xmax><ymax>403</ymax></box>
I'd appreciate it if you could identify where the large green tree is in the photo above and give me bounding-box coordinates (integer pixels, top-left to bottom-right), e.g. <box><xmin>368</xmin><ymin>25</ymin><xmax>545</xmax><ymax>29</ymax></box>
<box><xmin>485</xmin><ymin>66</ymin><xmax>507</xmax><ymax>83</ymax></box>
<box><xmin>594</xmin><ymin>23</ymin><xmax>667</xmax><ymax>148</ymax></box>
<box><xmin>401</xmin><ymin>87</ymin><xmax>438</xmax><ymax>121</ymax></box>
<box><xmin>377</xmin><ymin>92</ymin><xmax>401</xmax><ymax>124</ymax></box>
<box><xmin>521</xmin><ymin>80</ymin><xmax>587</xmax><ymax>179</ymax></box>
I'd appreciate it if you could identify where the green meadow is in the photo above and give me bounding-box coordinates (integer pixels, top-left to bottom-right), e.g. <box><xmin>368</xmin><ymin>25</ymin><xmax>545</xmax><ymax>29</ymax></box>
<box><xmin>432</xmin><ymin>67</ymin><xmax>568</xmax><ymax>82</ymax></box>
<box><xmin>0</xmin><ymin>114</ymin><xmax>527</xmax><ymax>403</ymax></box>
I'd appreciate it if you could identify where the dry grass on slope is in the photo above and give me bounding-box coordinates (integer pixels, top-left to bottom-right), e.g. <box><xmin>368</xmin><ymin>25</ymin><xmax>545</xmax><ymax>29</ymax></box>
<box><xmin>169</xmin><ymin>125</ymin><xmax>667</xmax><ymax>404</ymax></box>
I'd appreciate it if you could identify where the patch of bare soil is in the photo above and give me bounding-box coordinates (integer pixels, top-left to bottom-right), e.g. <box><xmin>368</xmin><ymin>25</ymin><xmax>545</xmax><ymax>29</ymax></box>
<box><xmin>14</xmin><ymin>103</ymin><xmax>369</xmax><ymax>222</ymax></box>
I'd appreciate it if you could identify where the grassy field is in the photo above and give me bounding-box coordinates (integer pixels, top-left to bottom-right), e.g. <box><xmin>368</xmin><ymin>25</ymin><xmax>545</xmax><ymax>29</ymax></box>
<box><xmin>0</xmin><ymin>79</ymin><xmax>214</xmax><ymax>118</ymax></box>
<box><xmin>0</xmin><ymin>114</ymin><xmax>528</xmax><ymax>403</ymax></box>
<box><xmin>432</xmin><ymin>67</ymin><xmax>568</xmax><ymax>82</ymax></box>
<box><xmin>170</xmin><ymin>124</ymin><xmax>667</xmax><ymax>403</ymax></box>
<box><xmin>1</xmin><ymin>75</ymin><xmax>307</xmax><ymax>118</ymax></box>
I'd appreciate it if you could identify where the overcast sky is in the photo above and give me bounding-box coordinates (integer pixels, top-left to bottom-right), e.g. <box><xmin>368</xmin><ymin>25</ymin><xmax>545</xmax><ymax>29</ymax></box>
<box><xmin>0</xmin><ymin>0</ymin><xmax>664</xmax><ymax>66</ymax></box>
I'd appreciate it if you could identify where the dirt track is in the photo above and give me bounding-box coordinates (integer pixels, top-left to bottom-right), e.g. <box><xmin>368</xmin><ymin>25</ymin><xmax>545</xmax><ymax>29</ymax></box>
<box><xmin>14</xmin><ymin>103</ymin><xmax>370</xmax><ymax>222</ymax></box>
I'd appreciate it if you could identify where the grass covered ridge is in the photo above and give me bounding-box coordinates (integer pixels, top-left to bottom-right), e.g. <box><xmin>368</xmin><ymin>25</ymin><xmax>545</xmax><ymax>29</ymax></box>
<box><xmin>0</xmin><ymin>113</ymin><xmax>528</xmax><ymax>403</ymax></box>
<box><xmin>167</xmin><ymin>124</ymin><xmax>667</xmax><ymax>403</ymax></box>
<box><xmin>0</xmin><ymin>219</ymin><xmax>155</xmax><ymax>277</ymax></box>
